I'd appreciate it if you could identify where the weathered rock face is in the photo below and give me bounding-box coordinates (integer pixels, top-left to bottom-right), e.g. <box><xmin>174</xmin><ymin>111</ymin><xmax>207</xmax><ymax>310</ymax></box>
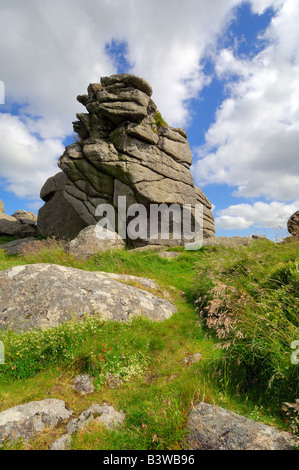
<box><xmin>0</xmin><ymin>204</ymin><xmax>37</xmax><ymax>239</ymax></box>
<box><xmin>0</xmin><ymin>399</ymin><xmax>73</xmax><ymax>446</ymax></box>
<box><xmin>287</xmin><ymin>210</ymin><xmax>299</xmax><ymax>237</ymax></box>
<box><xmin>0</xmin><ymin>264</ymin><xmax>177</xmax><ymax>331</ymax></box>
<box><xmin>38</xmin><ymin>74</ymin><xmax>215</xmax><ymax>245</ymax></box>
<box><xmin>185</xmin><ymin>402</ymin><xmax>299</xmax><ymax>450</ymax></box>
<box><xmin>0</xmin><ymin>237</ymin><xmax>36</xmax><ymax>255</ymax></box>
<box><xmin>0</xmin><ymin>398</ymin><xmax>123</xmax><ymax>449</ymax></box>
<box><xmin>202</xmin><ymin>236</ymin><xmax>255</xmax><ymax>247</ymax></box>
<box><xmin>66</xmin><ymin>404</ymin><xmax>125</xmax><ymax>434</ymax></box>
<box><xmin>37</xmin><ymin>172</ymin><xmax>88</xmax><ymax>240</ymax></box>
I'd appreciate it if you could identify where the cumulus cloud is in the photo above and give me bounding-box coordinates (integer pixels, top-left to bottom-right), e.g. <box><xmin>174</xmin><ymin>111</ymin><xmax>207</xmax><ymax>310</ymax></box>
<box><xmin>0</xmin><ymin>0</ymin><xmax>298</xmax><ymax>213</ymax></box>
<box><xmin>193</xmin><ymin>0</ymin><xmax>299</xmax><ymax>203</ymax></box>
<box><xmin>0</xmin><ymin>0</ymin><xmax>242</xmax><ymax>200</ymax></box>
<box><xmin>0</xmin><ymin>113</ymin><xmax>64</xmax><ymax>198</ymax></box>
<box><xmin>215</xmin><ymin>200</ymin><xmax>299</xmax><ymax>231</ymax></box>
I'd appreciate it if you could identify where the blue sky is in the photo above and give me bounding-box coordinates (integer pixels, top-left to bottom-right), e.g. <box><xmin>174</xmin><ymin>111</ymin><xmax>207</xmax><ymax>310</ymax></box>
<box><xmin>0</xmin><ymin>0</ymin><xmax>298</xmax><ymax>240</ymax></box>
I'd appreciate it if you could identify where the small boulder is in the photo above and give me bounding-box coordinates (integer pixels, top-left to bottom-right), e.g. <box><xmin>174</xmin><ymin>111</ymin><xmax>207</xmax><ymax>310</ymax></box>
<box><xmin>50</xmin><ymin>433</ymin><xmax>71</xmax><ymax>450</ymax></box>
<box><xmin>68</xmin><ymin>225</ymin><xmax>125</xmax><ymax>260</ymax></box>
<box><xmin>105</xmin><ymin>373</ymin><xmax>124</xmax><ymax>389</ymax></box>
<box><xmin>72</xmin><ymin>374</ymin><xmax>95</xmax><ymax>395</ymax></box>
<box><xmin>66</xmin><ymin>404</ymin><xmax>125</xmax><ymax>434</ymax></box>
<box><xmin>182</xmin><ymin>353</ymin><xmax>202</xmax><ymax>365</ymax></box>
<box><xmin>0</xmin><ymin>200</ymin><xmax>4</xmax><ymax>213</ymax></box>
<box><xmin>0</xmin><ymin>399</ymin><xmax>73</xmax><ymax>446</ymax></box>
<box><xmin>185</xmin><ymin>402</ymin><xmax>299</xmax><ymax>450</ymax></box>
<box><xmin>287</xmin><ymin>211</ymin><xmax>299</xmax><ymax>237</ymax></box>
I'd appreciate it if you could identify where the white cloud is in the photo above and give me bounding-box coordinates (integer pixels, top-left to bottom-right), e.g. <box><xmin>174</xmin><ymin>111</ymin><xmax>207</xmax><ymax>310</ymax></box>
<box><xmin>0</xmin><ymin>0</ymin><xmax>298</xmax><ymax>209</ymax></box>
<box><xmin>0</xmin><ymin>113</ymin><xmax>64</xmax><ymax>199</ymax></box>
<box><xmin>216</xmin><ymin>215</ymin><xmax>253</xmax><ymax>230</ymax></box>
<box><xmin>0</xmin><ymin>0</ymin><xmax>240</xmax><ymax>129</ymax></box>
<box><xmin>0</xmin><ymin>0</ymin><xmax>244</xmax><ymax>200</ymax></box>
<box><xmin>215</xmin><ymin>200</ymin><xmax>299</xmax><ymax>231</ymax></box>
<box><xmin>193</xmin><ymin>0</ymin><xmax>299</xmax><ymax>202</ymax></box>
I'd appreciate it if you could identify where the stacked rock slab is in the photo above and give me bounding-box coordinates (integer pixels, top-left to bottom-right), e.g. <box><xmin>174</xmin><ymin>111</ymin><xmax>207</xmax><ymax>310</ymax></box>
<box><xmin>0</xmin><ymin>199</ymin><xmax>37</xmax><ymax>238</ymax></box>
<box><xmin>38</xmin><ymin>74</ymin><xmax>215</xmax><ymax>246</ymax></box>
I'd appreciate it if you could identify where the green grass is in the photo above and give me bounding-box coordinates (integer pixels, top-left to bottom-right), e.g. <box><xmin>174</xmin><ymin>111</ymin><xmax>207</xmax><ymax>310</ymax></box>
<box><xmin>0</xmin><ymin>237</ymin><xmax>298</xmax><ymax>449</ymax></box>
<box><xmin>153</xmin><ymin>111</ymin><xmax>168</xmax><ymax>128</ymax></box>
<box><xmin>0</xmin><ymin>236</ymin><xmax>19</xmax><ymax>245</ymax></box>
<box><xmin>190</xmin><ymin>239</ymin><xmax>299</xmax><ymax>414</ymax></box>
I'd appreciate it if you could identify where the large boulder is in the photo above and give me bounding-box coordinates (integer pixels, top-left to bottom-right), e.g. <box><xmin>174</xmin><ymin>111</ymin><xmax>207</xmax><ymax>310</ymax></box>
<box><xmin>0</xmin><ymin>200</ymin><xmax>4</xmax><ymax>213</ymax></box>
<box><xmin>0</xmin><ymin>264</ymin><xmax>177</xmax><ymax>331</ymax></box>
<box><xmin>38</xmin><ymin>74</ymin><xmax>215</xmax><ymax>246</ymax></box>
<box><xmin>0</xmin><ymin>213</ymin><xmax>22</xmax><ymax>236</ymax></box>
<box><xmin>185</xmin><ymin>402</ymin><xmax>299</xmax><ymax>450</ymax></box>
<box><xmin>37</xmin><ymin>172</ymin><xmax>87</xmax><ymax>240</ymax></box>
<box><xmin>287</xmin><ymin>210</ymin><xmax>299</xmax><ymax>237</ymax></box>
<box><xmin>0</xmin><ymin>399</ymin><xmax>73</xmax><ymax>446</ymax></box>
<box><xmin>11</xmin><ymin>210</ymin><xmax>37</xmax><ymax>226</ymax></box>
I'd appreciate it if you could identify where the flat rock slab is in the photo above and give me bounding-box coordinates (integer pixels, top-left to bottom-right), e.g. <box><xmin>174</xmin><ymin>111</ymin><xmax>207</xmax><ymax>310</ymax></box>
<box><xmin>202</xmin><ymin>236</ymin><xmax>254</xmax><ymax>247</ymax></box>
<box><xmin>0</xmin><ymin>264</ymin><xmax>176</xmax><ymax>331</ymax></box>
<box><xmin>185</xmin><ymin>402</ymin><xmax>299</xmax><ymax>450</ymax></box>
<box><xmin>0</xmin><ymin>237</ymin><xmax>36</xmax><ymax>255</ymax></box>
<box><xmin>0</xmin><ymin>399</ymin><xmax>73</xmax><ymax>446</ymax></box>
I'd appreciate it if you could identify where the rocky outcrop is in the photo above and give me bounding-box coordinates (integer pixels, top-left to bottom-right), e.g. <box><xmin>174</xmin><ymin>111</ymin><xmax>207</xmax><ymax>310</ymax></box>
<box><xmin>66</xmin><ymin>404</ymin><xmax>125</xmax><ymax>434</ymax></box>
<box><xmin>287</xmin><ymin>211</ymin><xmax>299</xmax><ymax>237</ymax></box>
<box><xmin>185</xmin><ymin>402</ymin><xmax>299</xmax><ymax>450</ymax></box>
<box><xmin>37</xmin><ymin>172</ymin><xmax>87</xmax><ymax>240</ymax></box>
<box><xmin>38</xmin><ymin>74</ymin><xmax>215</xmax><ymax>246</ymax></box>
<box><xmin>202</xmin><ymin>236</ymin><xmax>255</xmax><ymax>247</ymax></box>
<box><xmin>0</xmin><ymin>399</ymin><xmax>73</xmax><ymax>446</ymax></box>
<box><xmin>50</xmin><ymin>403</ymin><xmax>125</xmax><ymax>450</ymax></box>
<box><xmin>67</xmin><ymin>225</ymin><xmax>125</xmax><ymax>260</ymax></box>
<box><xmin>0</xmin><ymin>398</ymin><xmax>124</xmax><ymax>449</ymax></box>
<box><xmin>0</xmin><ymin>200</ymin><xmax>37</xmax><ymax>239</ymax></box>
<box><xmin>0</xmin><ymin>264</ymin><xmax>177</xmax><ymax>331</ymax></box>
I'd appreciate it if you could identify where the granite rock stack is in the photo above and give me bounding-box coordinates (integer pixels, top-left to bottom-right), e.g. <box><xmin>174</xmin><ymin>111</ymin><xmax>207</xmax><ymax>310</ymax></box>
<box><xmin>38</xmin><ymin>74</ymin><xmax>215</xmax><ymax>246</ymax></box>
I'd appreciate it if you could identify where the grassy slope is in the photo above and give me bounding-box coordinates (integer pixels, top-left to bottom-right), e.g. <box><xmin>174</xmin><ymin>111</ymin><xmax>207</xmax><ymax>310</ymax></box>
<box><xmin>0</xmin><ymin>237</ymin><xmax>298</xmax><ymax>449</ymax></box>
